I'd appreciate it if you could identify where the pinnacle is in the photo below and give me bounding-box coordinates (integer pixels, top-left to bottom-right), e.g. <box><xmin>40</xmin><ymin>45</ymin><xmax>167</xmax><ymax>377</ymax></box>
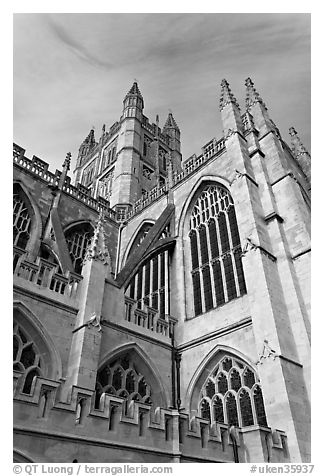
<box><xmin>126</xmin><ymin>81</ymin><xmax>143</xmax><ymax>98</ymax></box>
<box><xmin>219</xmin><ymin>79</ymin><xmax>240</xmax><ymax>111</ymax></box>
<box><xmin>245</xmin><ymin>77</ymin><xmax>267</xmax><ymax>110</ymax></box>
<box><xmin>289</xmin><ymin>127</ymin><xmax>310</xmax><ymax>157</ymax></box>
<box><xmin>163</xmin><ymin>112</ymin><xmax>179</xmax><ymax>131</ymax></box>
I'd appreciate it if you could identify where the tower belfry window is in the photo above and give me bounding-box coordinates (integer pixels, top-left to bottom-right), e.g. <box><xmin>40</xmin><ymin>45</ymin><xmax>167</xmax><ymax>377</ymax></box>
<box><xmin>189</xmin><ymin>185</ymin><xmax>246</xmax><ymax>316</ymax></box>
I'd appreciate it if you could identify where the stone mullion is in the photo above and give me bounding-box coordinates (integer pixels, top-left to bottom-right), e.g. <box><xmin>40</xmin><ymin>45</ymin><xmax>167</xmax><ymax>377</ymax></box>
<box><xmin>141</xmin><ymin>265</ymin><xmax>145</xmax><ymax>308</ymax></box>
<box><xmin>225</xmin><ymin>211</ymin><xmax>240</xmax><ymax>298</ymax></box>
<box><xmin>134</xmin><ymin>273</ymin><xmax>139</xmax><ymax>306</ymax></box>
<box><xmin>149</xmin><ymin>259</ymin><xmax>153</xmax><ymax>308</ymax></box>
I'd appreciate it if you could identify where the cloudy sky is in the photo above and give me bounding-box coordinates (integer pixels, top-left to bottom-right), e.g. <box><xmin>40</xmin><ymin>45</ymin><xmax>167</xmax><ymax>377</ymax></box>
<box><xmin>13</xmin><ymin>13</ymin><xmax>310</xmax><ymax>173</ymax></box>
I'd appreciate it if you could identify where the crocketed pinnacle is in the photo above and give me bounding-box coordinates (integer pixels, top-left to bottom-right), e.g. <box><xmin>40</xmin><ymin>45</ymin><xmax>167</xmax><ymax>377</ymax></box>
<box><xmin>84</xmin><ymin>210</ymin><xmax>111</xmax><ymax>266</ymax></box>
<box><xmin>83</xmin><ymin>128</ymin><xmax>96</xmax><ymax>146</ymax></box>
<box><xmin>245</xmin><ymin>77</ymin><xmax>267</xmax><ymax>110</ymax></box>
<box><xmin>125</xmin><ymin>81</ymin><xmax>143</xmax><ymax>99</ymax></box>
<box><xmin>163</xmin><ymin>112</ymin><xmax>180</xmax><ymax>131</ymax></box>
<box><xmin>219</xmin><ymin>79</ymin><xmax>240</xmax><ymax>111</ymax></box>
<box><xmin>62</xmin><ymin>152</ymin><xmax>71</xmax><ymax>171</ymax></box>
<box><xmin>289</xmin><ymin>127</ymin><xmax>310</xmax><ymax>157</ymax></box>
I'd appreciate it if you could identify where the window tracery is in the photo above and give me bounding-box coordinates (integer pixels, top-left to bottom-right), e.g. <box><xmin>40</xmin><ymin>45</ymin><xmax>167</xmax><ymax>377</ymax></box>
<box><xmin>13</xmin><ymin>322</ymin><xmax>43</xmax><ymax>394</ymax></box>
<box><xmin>95</xmin><ymin>354</ymin><xmax>152</xmax><ymax>409</ymax></box>
<box><xmin>199</xmin><ymin>355</ymin><xmax>268</xmax><ymax>428</ymax></box>
<box><xmin>189</xmin><ymin>185</ymin><xmax>246</xmax><ymax>316</ymax></box>
<box><xmin>65</xmin><ymin>223</ymin><xmax>94</xmax><ymax>274</ymax></box>
<box><xmin>13</xmin><ymin>193</ymin><xmax>32</xmax><ymax>250</ymax></box>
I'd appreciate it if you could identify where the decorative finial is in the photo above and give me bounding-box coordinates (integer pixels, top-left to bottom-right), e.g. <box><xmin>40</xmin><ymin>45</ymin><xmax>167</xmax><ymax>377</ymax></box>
<box><xmin>62</xmin><ymin>152</ymin><xmax>71</xmax><ymax>170</ymax></box>
<box><xmin>134</xmin><ymin>78</ymin><xmax>138</xmax><ymax>84</ymax></box>
<box><xmin>289</xmin><ymin>127</ymin><xmax>297</xmax><ymax>137</ymax></box>
<box><xmin>289</xmin><ymin>127</ymin><xmax>310</xmax><ymax>158</ymax></box>
<box><xmin>219</xmin><ymin>79</ymin><xmax>240</xmax><ymax>111</ymax></box>
<box><xmin>245</xmin><ymin>77</ymin><xmax>267</xmax><ymax>110</ymax></box>
<box><xmin>102</xmin><ymin>124</ymin><xmax>106</xmax><ymax>133</ymax></box>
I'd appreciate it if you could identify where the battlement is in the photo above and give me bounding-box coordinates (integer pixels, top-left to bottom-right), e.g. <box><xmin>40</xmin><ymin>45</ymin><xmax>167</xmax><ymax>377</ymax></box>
<box><xmin>142</xmin><ymin>116</ymin><xmax>171</xmax><ymax>147</ymax></box>
<box><xmin>13</xmin><ymin>143</ymin><xmax>119</xmax><ymax>221</ymax></box>
<box><xmin>13</xmin><ymin>372</ymin><xmax>289</xmax><ymax>463</ymax></box>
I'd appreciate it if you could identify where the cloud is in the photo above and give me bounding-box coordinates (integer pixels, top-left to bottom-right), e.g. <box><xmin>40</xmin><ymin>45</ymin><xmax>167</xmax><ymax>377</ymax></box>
<box><xmin>45</xmin><ymin>15</ymin><xmax>114</xmax><ymax>71</ymax></box>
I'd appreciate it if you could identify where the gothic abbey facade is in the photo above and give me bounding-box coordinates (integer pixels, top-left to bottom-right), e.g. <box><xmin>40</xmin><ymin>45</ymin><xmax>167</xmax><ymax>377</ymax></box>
<box><xmin>13</xmin><ymin>78</ymin><xmax>311</xmax><ymax>463</ymax></box>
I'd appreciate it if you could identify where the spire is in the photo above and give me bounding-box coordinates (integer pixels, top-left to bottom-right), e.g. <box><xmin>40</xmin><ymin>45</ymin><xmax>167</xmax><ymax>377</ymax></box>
<box><xmin>84</xmin><ymin>127</ymin><xmax>96</xmax><ymax>146</ymax></box>
<box><xmin>219</xmin><ymin>79</ymin><xmax>240</xmax><ymax>111</ymax></box>
<box><xmin>125</xmin><ymin>80</ymin><xmax>143</xmax><ymax>100</ymax></box>
<box><xmin>163</xmin><ymin>111</ymin><xmax>180</xmax><ymax>132</ymax></box>
<box><xmin>245</xmin><ymin>77</ymin><xmax>267</xmax><ymax>110</ymax></box>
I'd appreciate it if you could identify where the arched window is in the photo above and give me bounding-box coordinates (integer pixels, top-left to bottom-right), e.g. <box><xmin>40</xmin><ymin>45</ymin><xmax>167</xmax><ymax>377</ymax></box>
<box><xmin>65</xmin><ymin>223</ymin><xmax>94</xmax><ymax>274</ymax></box>
<box><xmin>198</xmin><ymin>355</ymin><xmax>268</xmax><ymax>428</ymax></box>
<box><xmin>189</xmin><ymin>185</ymin><xmax>246</xmax><ymax>316</ymax></box>
<box><xmin>95</xmin><ymin>353</ymin><xmax>152</xmax><ymax>409</ymax></box>
<box><xmin>13</xmin><ymin>322</ymin><xmax>43</xmax><ymax>394</ymax></box>
<box><xmin>13</xmin><ymin>191</ymin><xmax>32</xmax><ymax>250</ymax></box>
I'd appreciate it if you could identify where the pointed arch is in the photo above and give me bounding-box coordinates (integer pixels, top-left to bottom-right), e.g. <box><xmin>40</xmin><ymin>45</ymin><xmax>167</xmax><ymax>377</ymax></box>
<box><xmin>13</xmin><ymin>301</ymin><xmax>62</xmax><ymax>381</ymax></box>
<box><xmin>177</xmin><ymin>175</ymin><xmax>232</xmax><ymax>237</ymax></box>
<box><xmin>13</xmin><ymin>180</ymin><xmax>43</xmax><ymax>259</ymax></box>
<box><xmin>13</xmin><ymin>449</ymin><xmax>35</xmax><ymax>463</ymax></box>
<box><xmin>187</xmin><ymin>344</ymin><xmax>268</xmax><ymax>428</ymax></box>
<box><xmin>122</xmin><ymin>220</ymin><xmax>155</xmax><ymax>266</ymax></box>
<box><xmin>185</xmin><ymin>344</ymin><xmax>258</xmax><ymax>411</ymax></box>
<box><xmin>178</xmin><ymin>176</ymin><xmax>246</xmax><ymax>318</ymax></box>
<box><xmin>98</xmin><ymin>342</ymin><xmax>169</xmax><ymax>408</ymax></box>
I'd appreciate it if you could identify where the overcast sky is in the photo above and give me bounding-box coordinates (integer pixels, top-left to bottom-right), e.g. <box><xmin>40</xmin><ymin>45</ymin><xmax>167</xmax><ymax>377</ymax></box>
<box><xmin>13</xmin><ymin>13</ymin><xmax>311</xmax><ymax>173</ymax></box>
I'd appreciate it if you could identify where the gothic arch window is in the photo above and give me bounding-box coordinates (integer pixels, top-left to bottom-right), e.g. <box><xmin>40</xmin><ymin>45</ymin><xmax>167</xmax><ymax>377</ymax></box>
<box><xmin>188</xmin><ymin>184</ymin><xmax>246</xmax><ymax>316</ymax></box>
<box><xmin>198</xmin><ymin>355</ymin><xmax>268</xmax><ymax>428</ymax></box>
<box><xmin>95</xmin><ymin>353</ymin><xmax>153</xmax><ymax>409</ymax></box>
<box><xmin>13</xmin><ymin>187</ymin><xmax>32</xmax><ymax>250</ymax></box>
<box><xmin>65</xmin><ymin>222</ymin><xmax>94</xmax><ymax>274</ymax></box>
<box><xmin>13</xmin><ymin>321</ymin><xmax>43</xmax><ymax>394</ymax></box>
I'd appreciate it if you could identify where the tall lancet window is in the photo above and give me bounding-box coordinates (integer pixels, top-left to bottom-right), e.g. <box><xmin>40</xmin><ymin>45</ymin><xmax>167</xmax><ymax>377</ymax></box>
<box><xmin>189</xmin><ymin>185</ymin><xmax>246</xmax><ymax>316</ymax></box>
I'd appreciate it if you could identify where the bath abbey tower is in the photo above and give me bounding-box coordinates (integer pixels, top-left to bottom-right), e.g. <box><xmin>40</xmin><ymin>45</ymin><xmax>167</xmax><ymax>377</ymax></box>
<box><xmin>13</xmin><ymin>78</ymin><xmax>311</xmax><ymax>463</ymax></box>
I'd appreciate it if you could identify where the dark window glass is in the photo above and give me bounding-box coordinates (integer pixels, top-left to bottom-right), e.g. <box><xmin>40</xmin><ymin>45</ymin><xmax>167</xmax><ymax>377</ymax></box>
<box><xmin>213</xmin><ymin>396</ymin><xmax>224</xmax><ymax>423</ymax></box>
<box><xmin>192</xmin><ymin>272</ymin><xmax>202</xmax><ymax>315</ymax></box>
<box><xmin>212</xmin><ymin>260</ymin><xmax>225</xmax><ymax>305</ymax></box>
<box><xmin>218</xmin><ymin>212</ymin><xmax>230</xmax><ymax>253</ymax></box>
<box><xmin>254</xmin><ymin>386</ymin><xmax>268</xmax><ymax>427</ymax></box>
<box><xmin>190</xmin><ymin>230</ymin><xmax>199</xmax><ymax>270</ymax></box>
<box><xmin>226</xmin><ymin>393</ymin><xmax>239</xmax><ymax>427</ymax></box>
<box><xmin>200</xmin><ymin>399</ymin><xmax>211</xmax><ymax>421</ymax></box>
<box><xmin>208</xmin><ymin>219</ymin><xmax>219</xmax><ymax>258</ymax></box>
<box><xmin>223</xmin><ymin>254</ymin><xmax>237</xmax><ymax>300</ymax></box>
<box><xmin>199</xmin><ymin>225</ymin><xmax>209</xmax><ymax>264</ymax></box>
<box><xmin>218</xmin><ymin>373</ymin><xmax>228</xmax><ymax>395</ymax></box>
<box><xmin>240</xmin><ymin>390</ymin><xmax>254</xmax><ymax>427</ymax></box>
<box><xmin>202</xmin><ymin>266</ymin><xmax>213</xmax><ymax>311</ymax></box>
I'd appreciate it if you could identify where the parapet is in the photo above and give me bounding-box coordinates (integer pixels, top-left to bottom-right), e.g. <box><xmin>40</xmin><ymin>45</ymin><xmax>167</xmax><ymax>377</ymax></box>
<box><xmin>13</xmin><ymin>372</ymin><xmax>289</xmax><ymax>463</ymax></box>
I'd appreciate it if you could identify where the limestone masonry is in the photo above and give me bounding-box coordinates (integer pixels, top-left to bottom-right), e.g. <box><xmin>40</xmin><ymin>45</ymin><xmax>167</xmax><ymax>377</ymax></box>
<box><xmin>13</xmin><ymin>78</ymin><xmax>311</xmax><ymax>463</ymax></box>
